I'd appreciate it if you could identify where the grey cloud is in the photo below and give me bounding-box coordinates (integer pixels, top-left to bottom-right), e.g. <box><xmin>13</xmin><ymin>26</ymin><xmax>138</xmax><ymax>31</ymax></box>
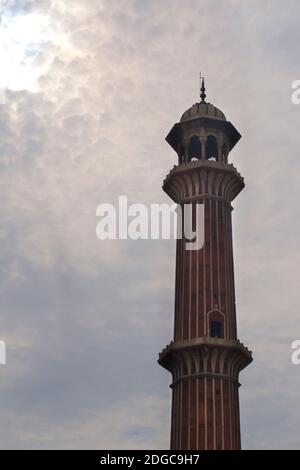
<box><xmin>0</xmin><ymin>0</ymin><xmax>300</xmax><ymax>449</ymax></box>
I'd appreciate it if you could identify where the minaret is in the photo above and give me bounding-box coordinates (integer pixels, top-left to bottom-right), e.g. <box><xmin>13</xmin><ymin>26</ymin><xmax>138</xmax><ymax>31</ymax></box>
<box><xmin>158</xmin><ymin>80</ymin><xmax>252</xmax><ymax>450</ymax></box>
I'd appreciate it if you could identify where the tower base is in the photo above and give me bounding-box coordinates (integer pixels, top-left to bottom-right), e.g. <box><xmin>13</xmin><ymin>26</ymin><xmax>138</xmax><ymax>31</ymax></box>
<box><xmin>159</xmin><ymin>337</ymin><xmax>252</xmax><ymax>450</ymax></box>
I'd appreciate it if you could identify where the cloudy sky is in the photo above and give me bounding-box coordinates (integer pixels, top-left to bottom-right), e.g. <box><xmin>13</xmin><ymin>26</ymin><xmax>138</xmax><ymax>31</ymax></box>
<box><xmin>0</xmin><ymin>0</ymin><xmax>300</xmax><ymax>449</ymax></box>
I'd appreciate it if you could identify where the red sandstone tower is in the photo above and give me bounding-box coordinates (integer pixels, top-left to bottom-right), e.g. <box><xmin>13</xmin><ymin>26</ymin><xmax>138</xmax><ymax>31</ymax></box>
<box><xmin>158</xmin><ymin>80</ymin><xmax>252</xmax><ymax>450</ymax></box>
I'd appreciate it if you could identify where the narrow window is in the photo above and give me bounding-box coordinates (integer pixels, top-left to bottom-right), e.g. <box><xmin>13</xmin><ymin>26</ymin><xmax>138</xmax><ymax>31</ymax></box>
<box><xmin>210</xmin><ymin>320</ymin><xmax>222</xmax><ymax>338</ymax></box>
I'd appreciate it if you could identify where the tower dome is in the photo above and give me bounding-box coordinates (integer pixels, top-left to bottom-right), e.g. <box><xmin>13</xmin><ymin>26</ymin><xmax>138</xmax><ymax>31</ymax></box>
<box><xmin>180</xmin><ymin>101</ymin><xmax>226</xmax><ymax>122</ymax></box>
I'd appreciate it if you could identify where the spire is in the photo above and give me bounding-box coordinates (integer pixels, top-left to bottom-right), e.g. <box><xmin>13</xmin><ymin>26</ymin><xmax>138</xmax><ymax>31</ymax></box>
<box><xmin>200</xmin><ymin>77</ymin><xmax>206</xmax><ymax>102</ymax></box>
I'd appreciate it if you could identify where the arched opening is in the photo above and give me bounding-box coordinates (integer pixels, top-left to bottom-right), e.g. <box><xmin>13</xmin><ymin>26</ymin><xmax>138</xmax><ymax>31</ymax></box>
<box><xmin>205</xmin><ymin>135</ymin><xmax>218</xmax><ymax>161</ymax></box>
<box><xmin>188</xmin><ymin>135</ymin><xmax>201</xmax><ymax>161</ymax></box>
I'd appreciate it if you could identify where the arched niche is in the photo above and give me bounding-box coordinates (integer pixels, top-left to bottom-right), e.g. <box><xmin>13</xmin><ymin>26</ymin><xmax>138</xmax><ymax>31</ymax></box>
<box><xmin>207</xmin><ymin>310</ymin><xmax>225</xmax><ymax>339</ymax></box>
